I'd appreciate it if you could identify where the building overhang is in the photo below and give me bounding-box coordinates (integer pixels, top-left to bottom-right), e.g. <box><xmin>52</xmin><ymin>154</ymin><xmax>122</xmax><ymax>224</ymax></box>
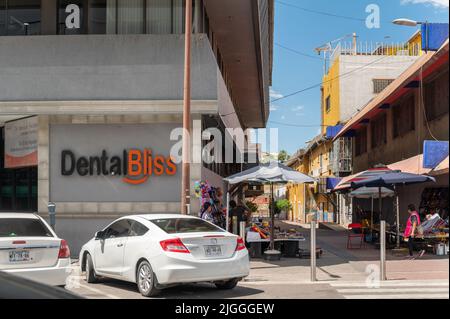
<box><xmin>204</xmin><ymin>0</ymin><xmax>273</xmax><ymax>129</ymax></box>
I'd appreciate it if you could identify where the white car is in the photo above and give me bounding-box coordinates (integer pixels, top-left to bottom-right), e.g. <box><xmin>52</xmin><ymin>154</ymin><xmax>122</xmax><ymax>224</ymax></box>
<box><xmin>0</xmin><ymin>213</ymin><xmax>71</xmax><ymax>286</ymax></box>
<box><xmin>79</xmin><ymin>214</ymin><xmax>250</xmax><ymax>297</ymax></box>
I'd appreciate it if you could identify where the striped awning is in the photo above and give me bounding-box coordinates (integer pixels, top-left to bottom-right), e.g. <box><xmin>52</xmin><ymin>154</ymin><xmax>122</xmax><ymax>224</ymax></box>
<box><xmin>333</xmin><ymin>167</ymin><xmax>394</xmax><ymax>191</ymax></box>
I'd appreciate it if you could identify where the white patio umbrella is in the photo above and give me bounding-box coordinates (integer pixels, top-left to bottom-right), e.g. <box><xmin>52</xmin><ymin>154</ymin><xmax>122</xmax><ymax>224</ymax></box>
<box><xmin>224</xmin><ymin>162</ymin><xmax>315</xmax><ymax>257</ymax></box>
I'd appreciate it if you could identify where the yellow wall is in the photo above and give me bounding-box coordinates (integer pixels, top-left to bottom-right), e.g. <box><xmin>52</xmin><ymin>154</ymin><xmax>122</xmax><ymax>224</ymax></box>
<box><xmin>322</xmin><ymin>57</ymin><xmax>340</xmax><ymax>134</ymax></box>
<box><xmin>287</xmin><ymin>139</ymin><xmax>335</xmax><ymax>223</ymax></box>
<box><xmin>408</xmin><ymin>32</ymin><xmax>422</xmax><ymax>56</ymax></box>
<box><xmin>287</xmin><ymin>156</ymin><xmax>309</xmax><ymax>222</ymax></box>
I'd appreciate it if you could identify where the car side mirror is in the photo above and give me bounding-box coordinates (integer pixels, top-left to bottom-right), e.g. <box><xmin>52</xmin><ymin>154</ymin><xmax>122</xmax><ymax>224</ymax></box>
<box><xmin>95</xmin><ymin>230</ymin><xmax>105</xmax><ymax>240</ymax></box>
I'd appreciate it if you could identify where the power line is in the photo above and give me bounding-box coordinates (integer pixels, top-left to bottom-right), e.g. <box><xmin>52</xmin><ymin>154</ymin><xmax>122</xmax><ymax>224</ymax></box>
<box><xmin>276</xmin><ymin>0</ymin><xmax>365</xmax><ymax>22</ymax></box>
<box><xmin>270</xmin><ymin>55</ymin><xmax>388</xmax><ymax>103</ymax></box>
<box><xmin>275</xmin><ymin>43</ymin><xmax>323</xmax><ymax>61</ymax></box>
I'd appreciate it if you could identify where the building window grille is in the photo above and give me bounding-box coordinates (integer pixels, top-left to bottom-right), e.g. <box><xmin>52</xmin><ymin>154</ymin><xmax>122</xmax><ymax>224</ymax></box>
<box><xmin>373</xmin><ymin>79</ymin><xmax>394</xmax><ymax>94</ymax></box>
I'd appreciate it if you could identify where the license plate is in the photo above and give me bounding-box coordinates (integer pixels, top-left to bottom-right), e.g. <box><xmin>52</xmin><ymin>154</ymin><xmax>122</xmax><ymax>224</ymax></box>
<box><xmin>204</xmin><ymin>245</ymin><xmax>222</xmax><ymax>257</ymax></box>
<box><xmin>9</xmin><ymin>250</ymin><xmax>30</xmax><ymax>263</ymax></box>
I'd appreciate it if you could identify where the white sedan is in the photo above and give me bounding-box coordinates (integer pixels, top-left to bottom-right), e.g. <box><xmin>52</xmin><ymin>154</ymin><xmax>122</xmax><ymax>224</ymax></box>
<box><xmin>0</xmin><ymin>213</ymin><xmax>71</xmax><ymax>286</ymax></box>
<box><xmin>79</xmin><ymin>214</ymin><xmax>249</xmax><ymax>297</ymax></box>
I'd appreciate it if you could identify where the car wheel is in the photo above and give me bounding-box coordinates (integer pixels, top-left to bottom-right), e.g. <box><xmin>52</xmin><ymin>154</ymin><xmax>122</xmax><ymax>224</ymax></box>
<box><xmin>85</xmin><ymin>253</ymin><xmax>98</xmax><ymax>284</ymax></box>
<box><xmin>215</xmin><ymin>278</ymin><xmax>240</xmax><ymax>290</ymax></box>
<box><xmin>137</xmin><ymin>260</ymin><xmax>160</xmax><ymax>297</ymax></box>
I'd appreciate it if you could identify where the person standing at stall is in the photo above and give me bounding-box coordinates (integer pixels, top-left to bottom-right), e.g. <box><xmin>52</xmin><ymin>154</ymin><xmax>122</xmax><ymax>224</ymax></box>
<box><xmin>229</xmin><ymin>200</ymin><xmax>250</xmax><ymax>232</ymax></box>
<box><xmin>404</xmin><ymin>204</ymin><xmax>426</xmax><ymax>259</ymax></box>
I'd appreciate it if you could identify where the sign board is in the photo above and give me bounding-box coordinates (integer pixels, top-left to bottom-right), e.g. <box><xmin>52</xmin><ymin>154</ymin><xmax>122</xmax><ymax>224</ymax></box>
<box><xmin>423</xmin><ymin>140</ymin><xmax>449</xmax><ymax>169</ymax></box>
<box><xmin>4</xmin><ymin>117</ymin><xmax>38</xmax><ymax>168</ymax></box>
<box><xmin>49</xmin><ymin>124</ymin><xmax>181</xmax><ymax>203</ymax></box>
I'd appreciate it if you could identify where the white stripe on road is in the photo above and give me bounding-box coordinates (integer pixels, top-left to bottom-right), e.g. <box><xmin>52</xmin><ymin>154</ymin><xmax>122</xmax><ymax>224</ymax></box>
<box><xmin>330</xmin><ymin>281</ymin><xmax>449</xmax><ymax>288</ymax></box>
<box><xmin>345</xmin><ymin>293</ymin><xmax>449</xmax><ymax>299</ymax></box>
<box><xmin>77</xmin><ymin>283</ymin><xmax>121</xmax><ymax>299</ymax></box>
<box><xmin>337</xmin><ymin>288</ymin><xmax>449</xmax><ymax>294</ymax></box>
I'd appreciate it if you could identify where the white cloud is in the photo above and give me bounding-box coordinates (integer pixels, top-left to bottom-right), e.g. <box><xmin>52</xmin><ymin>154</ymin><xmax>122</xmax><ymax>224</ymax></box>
<box><xmin>401</xmin><ymin>0</ymin><xmax>449</xmax><ymax>8</ymax></box>
<box><xmin>270</xmin><ymin>104</ymin><xmax>279</xmax><ymax>112</ymax></box>
<box><xmin>270</xmin><ymin>88</ymin><xmax>284</xmax><ymax>99</ymax></box>
<box><xmin>291</xmin><ymin>105</ymin><xmax>304</xmax><ymax>112</ymax></box>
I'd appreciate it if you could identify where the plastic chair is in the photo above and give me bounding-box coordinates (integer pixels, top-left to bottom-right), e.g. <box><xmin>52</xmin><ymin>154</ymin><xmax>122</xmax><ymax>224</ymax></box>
<box><xmin>347</xmin><ymin>223</ymin><xmax>365</xmax><ymax>249</ymax></box>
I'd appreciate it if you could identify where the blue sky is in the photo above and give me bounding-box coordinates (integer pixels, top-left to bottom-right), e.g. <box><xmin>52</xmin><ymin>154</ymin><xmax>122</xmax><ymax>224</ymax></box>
<box><xmin>266</xmin><ymin>0</ymin><xmax>449</xmax><ymax>155</ymax></box>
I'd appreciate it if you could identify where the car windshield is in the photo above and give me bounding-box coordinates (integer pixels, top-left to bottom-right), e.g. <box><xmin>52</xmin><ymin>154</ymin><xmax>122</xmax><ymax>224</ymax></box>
<box><xmin>0</xmin><ymin>218</ymin><xmax>53</xmax><ymax>237</ymax></box>
<box><xmin>150</xmin><ymin>218</ymin><xmax>224</xmax><ymax>234</ymax></box>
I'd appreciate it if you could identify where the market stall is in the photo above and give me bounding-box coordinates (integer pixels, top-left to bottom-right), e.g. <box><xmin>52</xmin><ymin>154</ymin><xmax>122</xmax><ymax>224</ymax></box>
<box><xmin>224</xmin><ymin>162</ymin><xmax>315</xmax><ymax>260</ymax></box>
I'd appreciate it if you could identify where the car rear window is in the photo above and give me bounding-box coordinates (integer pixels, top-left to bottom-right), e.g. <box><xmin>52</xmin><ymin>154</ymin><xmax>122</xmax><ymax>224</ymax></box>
<box><xmin>0</xmin><ymin>218</ymin><xmax>53</xmax><ymax>237</ymax></box>
<box><xmin>150</xmin><ymin>218</ymin><xmax>224</xmax><ymax>234</ymax></box>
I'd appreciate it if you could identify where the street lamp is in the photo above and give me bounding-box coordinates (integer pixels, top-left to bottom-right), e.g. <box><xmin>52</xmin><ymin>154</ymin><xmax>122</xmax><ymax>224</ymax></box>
<box><xmin>392</xmin><ymin>18</ymin><xmax>423</xmax><ymax>27</ymax></box>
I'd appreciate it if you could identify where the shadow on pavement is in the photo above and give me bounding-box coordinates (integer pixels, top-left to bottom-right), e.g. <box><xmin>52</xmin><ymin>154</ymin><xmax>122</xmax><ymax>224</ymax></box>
<box><xmin>95</xmin><ymin>278</ymin><xmax>265</xmax><ymax>299</ymax></box>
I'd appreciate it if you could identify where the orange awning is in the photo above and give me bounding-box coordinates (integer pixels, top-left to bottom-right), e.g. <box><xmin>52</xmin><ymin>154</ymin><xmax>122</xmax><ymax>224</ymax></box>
<box><xmin>387</xmin><ymin>154</ymin><xmax>431</xmax><ymax>175</ymax></box>
<box><xmin>335</xmin><ymin>39</ymin><xmax>449</xmax><ymax>139</ymax></box>
<box><xmin>431</xmin><ymin>156</ymin><xmax>449</xmax><ymax>176</ymax></box>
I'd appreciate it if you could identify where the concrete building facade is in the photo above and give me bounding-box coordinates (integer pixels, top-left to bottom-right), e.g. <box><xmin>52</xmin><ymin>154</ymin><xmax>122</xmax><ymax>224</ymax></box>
<box><xmin>0</xmin><ymin>0</ymin><xmax>274</xmax><ymax>254</ymax></box>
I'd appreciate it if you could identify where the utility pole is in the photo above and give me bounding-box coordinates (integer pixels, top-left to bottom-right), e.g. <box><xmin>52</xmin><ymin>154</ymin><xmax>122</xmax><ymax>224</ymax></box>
<box><xmin>181</xmin><ymin>0</ymin><xmax>192</xmax><ymax>215</ymax></box>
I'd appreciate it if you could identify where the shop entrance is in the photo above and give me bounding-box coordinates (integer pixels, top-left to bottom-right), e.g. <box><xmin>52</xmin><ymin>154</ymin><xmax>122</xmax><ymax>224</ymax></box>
<box><xmin>0</xmin><ymin>126</ymin><xmax>37</xmax><ymax>212</ymax></box>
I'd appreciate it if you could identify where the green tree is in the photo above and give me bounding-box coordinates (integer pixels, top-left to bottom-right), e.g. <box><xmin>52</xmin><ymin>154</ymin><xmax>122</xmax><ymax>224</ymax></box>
<box><xmin>275</xmin><ymin>199</ymin><xmax>292</xmax><ymax>213</ymax></box>
<box><xmin>245</xmin><ymin>201</ymin><xmax>258</xmax><ymax>213</ymax></box>
<box><xmin>278</xmin><ymin>150</ymin><xmax>290</xmax><ymax>162</ymax></box>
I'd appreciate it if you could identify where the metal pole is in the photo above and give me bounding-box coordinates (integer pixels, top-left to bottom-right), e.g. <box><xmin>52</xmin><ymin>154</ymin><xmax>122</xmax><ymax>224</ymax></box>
<box><xmin>181</xmin><ymin>0</ymin><xmax>192</xmax><ymax>215</ymax></box>
<box><xmin>311</xmin><ymin>220</ymin><xmax>317</xmax><ymax>282</ymax></box>
<box><xmin>226</xmin><ymin>192</ymin><xmax>230</xmax><ymax>231</ymax></box>
<box><xmin>395</xmin><ymin>188</ymin><xmax>400</xmax><ymax>249</ymax></box>
<box><xmin>239</xmin><ymin>221</ymin><xmax>246</xmax><ymax>241</ymax></box>
<box><xmin>270</xmin><ymin>182</ymin><xmax>275</xmax><ymax>251</ymax></box>
<box><xmin>380</xmin><ymin>220</ymin><xmax>386</xmax><ymax>281</ymax></box>
<box><xmin>378</xmin><ymin>187</ymin><xmax>382</xmax><ymax>221</ymax></box>
<box><xmin>370</xmin><ymin>196</ymin><xmax>374</xmax><ymax>240</ymax></box>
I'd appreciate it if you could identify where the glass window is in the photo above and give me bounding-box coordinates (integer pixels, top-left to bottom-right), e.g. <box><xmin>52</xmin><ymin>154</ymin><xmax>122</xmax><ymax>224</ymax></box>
<box><xmin>2</xmin><ymin>0</ymin><xmax>41</xmax><ymax>36</ymax></box>
<box><xmin>0</xmin><ymin>218</ymin><xmax>53</xmax><ymax>237</ymax></box>
<box><xmin>104</xmin><ymin>219</ymin><xmax>132</xmax><ymax>238</ymax></box>
<box><xmin>150</xmin><ymin>218</ymin><xmax>224</xmax><ymax>234</ymax></box>
<box><xmin>89</xmin><ymin>0</ymin><xmax>106</xmax><ymax>34</ymax></box>
<box><xmin>0</xmin><ymin>0</ymin><xmax>5</xmax><ymax>36</ymax></box>
<box><xmin>58</xmin><ymin>0</ymin><xmax>85</xmax><ymax>35</ymax></box>
<box><xmin>129</xmin><ymin>220</ymin><xmax>149</xmax><ymax>236</ymax></box>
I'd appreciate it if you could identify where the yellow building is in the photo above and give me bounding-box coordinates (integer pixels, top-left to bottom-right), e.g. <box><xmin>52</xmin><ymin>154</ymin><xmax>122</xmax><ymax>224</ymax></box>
<box><xmin>287</xmin><ymin>135</ymin><xmax>335</xmax><ymax>223</ymax></box>
<box><xmin>287</xmin><ymin>30</ymin><xmax>423</xmax><ymax>224</ymax></box>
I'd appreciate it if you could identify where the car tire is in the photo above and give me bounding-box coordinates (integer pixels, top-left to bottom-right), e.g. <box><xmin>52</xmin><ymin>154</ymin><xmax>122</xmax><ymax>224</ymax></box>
<box><xmin>136</xmin><ymin>260</ymin><xmax>161</xmax><ymax>297</ymax></box>
<box><xmin>85</xmin><ymin>253</ymin><xmax>98</xmax><ymax>284</ymax></box>
<box><xmin>215</xmin><ymin>278</ymin><xmax>239</xmax><ymax>290</ymax></box>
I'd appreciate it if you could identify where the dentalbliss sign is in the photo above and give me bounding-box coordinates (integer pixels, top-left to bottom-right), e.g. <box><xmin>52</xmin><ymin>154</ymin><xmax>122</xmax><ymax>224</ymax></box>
<box><xmin>50</xmin><ymin>124</ymin><xmax>181</xmax><ymax>203</ymax></box>
<box><xmin>61</xmin><ymin>149</ymin><xmax>177</xmax><ymax>185</ymax></box>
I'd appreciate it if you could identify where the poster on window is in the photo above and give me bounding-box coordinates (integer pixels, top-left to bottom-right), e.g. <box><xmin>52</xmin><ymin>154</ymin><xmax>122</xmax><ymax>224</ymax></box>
<box><xmin>4</xmin><ymin>117</ymin><xmax>38</xmax><ymax>168</ymax></box>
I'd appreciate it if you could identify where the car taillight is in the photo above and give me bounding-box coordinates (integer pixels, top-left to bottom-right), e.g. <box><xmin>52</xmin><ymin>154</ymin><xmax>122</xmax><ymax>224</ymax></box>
<box><xmin>236</xmin><ymin>237</ymin><xmax>246</xmax><ymax>251</ymax></box>
<box><xmin>160</xmin><ymin>238</ymin><xmax>190</xmax><ymax>254</ymax></box>
<box><xmin>58</xmin><ymin>239</ymin><xmax>70</xmax><ymax>258</ymax></box>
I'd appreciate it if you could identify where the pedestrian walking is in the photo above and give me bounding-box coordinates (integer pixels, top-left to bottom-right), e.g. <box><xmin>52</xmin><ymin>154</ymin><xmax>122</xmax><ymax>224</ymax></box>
<box><xmin>404</xmin><ymin>204</ymin><xmax>426</xmax><ymax>259</ymax></box>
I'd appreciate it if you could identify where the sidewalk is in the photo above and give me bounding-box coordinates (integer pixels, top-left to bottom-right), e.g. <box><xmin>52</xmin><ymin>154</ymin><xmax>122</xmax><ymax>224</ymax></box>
<box><xmin>246</xmin><ymin>221</ymin><xmax>449</xmax><ymax>283</ymax></box>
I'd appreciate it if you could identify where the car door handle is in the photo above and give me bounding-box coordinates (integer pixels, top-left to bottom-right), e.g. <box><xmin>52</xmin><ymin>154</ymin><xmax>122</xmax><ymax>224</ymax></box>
<box><xmin>117</xmin><ymin>244</ymin><xmax>124</xmax><ymax>247</ymax></box>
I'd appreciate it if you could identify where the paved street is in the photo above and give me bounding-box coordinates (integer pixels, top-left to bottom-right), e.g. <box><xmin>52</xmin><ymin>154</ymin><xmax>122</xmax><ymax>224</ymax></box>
<box><xmin>66</xmin><ymin>225</ymin><xmax>449</xmax><ymax>299</ymax></box>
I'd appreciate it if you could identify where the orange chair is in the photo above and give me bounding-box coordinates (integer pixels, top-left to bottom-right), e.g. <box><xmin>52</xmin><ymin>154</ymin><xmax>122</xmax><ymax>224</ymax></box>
<box><xmin>347</xmin><ymin>223</ymin><xmax>365</xmax><ymax>249</ymax></box>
